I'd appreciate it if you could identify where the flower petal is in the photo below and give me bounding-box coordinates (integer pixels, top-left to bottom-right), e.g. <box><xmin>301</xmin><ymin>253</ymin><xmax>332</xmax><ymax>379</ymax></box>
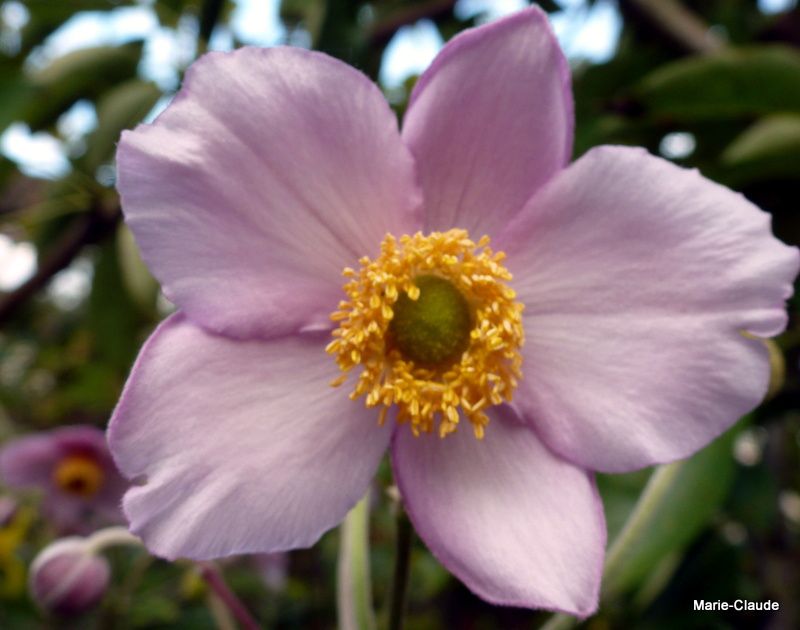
<box><xmin>391</xmin><ymin>406</ymin><xmax>604</xmax><ymax>616</ymax></box>
<box><xmin>108</xmin><ymin>314</ymin><xmax>390</xmax><ymax>560</ymax></box>
<box><xmin>402</xmin><ymin>6</ymin><xmax>572</xmax><ymax>236</ymax></box>
<box><xmin>501</xmin><ymin>146</ymin><xmax>799</xmax><ymax>473</ymax></box>
<box><xmin>0</xmin><ymin>434</ymin><xmax>59</xmax><ymax>487</ymax></box>
<box><xmin>118</xmin><ymin>47</ymin><xmax>422</xmax><ymax>340</ymax></box>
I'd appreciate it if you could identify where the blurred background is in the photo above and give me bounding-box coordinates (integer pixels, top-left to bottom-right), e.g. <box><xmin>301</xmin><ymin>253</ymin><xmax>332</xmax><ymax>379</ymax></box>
<box><xmin>0</xmin><ymin>0</ymin><xmax>799</xmax><ymax>628</ymax></box>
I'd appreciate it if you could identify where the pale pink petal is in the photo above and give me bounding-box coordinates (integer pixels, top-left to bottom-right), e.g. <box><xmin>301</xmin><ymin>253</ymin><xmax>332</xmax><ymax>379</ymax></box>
<box><xmin>500</xmin><ymin>146</ymin><xmax>799</xmax><ymax>473</ymax></box>
<box><xmin>391</xmin><ymin>406</ymin><xmax>605</xmax><ymax>616</ymax></box>
<box><xmin>402</xmin><ymin>6</ymin><xmax>572</xmax><ymax>236</ymax></box>
<box><xmin>108</xmin><ymin>314</ymin><xmax>390</xmax><ymax>560</ymax></box>
<box><xmin>118</xmin><ymin>47</ymin><xmax>422</xmax><ymax>340</ymax></box>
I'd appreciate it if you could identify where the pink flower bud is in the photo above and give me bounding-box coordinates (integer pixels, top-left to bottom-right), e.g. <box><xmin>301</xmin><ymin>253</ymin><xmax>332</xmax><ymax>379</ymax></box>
<box><xmin>29</xmin><ymin>538</ymin><xmax>110</xmax><ymax>616</ymax></box>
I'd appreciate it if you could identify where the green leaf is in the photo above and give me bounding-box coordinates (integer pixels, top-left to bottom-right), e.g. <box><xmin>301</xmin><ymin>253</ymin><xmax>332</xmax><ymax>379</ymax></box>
<box><xmin>540</xmin><ymin>424</ymin><xmax>743</xmax><ymax>630</ymax></box>
<box><xmin>23</xmin><ymin>42</ymin><xmax>144</xmax><ymax>131</ymax></box>
<box><xmin>18</xmin><ymin>2</ymin><xmax>136</xmax><ymax>55</ymax></box>
<box><xmin>601</xmin><ymin>424</ymin><xmax>742</xmax><ymax>598</ymax></box>
<box><xmin>84</xmin><ymin>79</ymin><xmax>162</xmax><ymax>171</ymax></box>
<box><xmin>154</xmin><ymin>0</ymin><xmax>200</xmax><ymax>29</ymax></box>
<box><xmin>116</xmin><ymin>224</ymin><xmax>159</xmax><ymax>316</ymax></box>
<box><xmin>88</xmin><ymin>238</ymin><xmax>142</xmax><ymax>370</ymax></box>
<box><xmin>0</xmin><ymin>65</ymin><xmax>34</xmax><ymax>135</ymax></box>
<box><xmin>721</xmin><ymin>114</ymin><xmax>800</xmax><ymax>184</ymax></box>
<box><xmin>635</xmin><ymin>46</ymin><xmax>800</xmax><ymax>121</ymax></box>
<box><xmin>337</xmin><ymin>494</ymin><xmax>376</xmax><ymax>630</ymax></box>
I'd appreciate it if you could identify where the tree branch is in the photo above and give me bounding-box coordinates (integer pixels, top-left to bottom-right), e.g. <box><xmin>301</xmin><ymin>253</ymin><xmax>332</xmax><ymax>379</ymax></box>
<box><xmin>0</xmin><ymin>204</ymin><xmax>119</xmax><ymax>326</ymax></box>
<box><xmin>367</xmin><ymin>0</ymin><xmax>456</xmax><ymax>47</ymax></box>
<box><xmin>622</xmin><ymin>0</ymin><xmax>726</xmax><ymax>55</ymax></box>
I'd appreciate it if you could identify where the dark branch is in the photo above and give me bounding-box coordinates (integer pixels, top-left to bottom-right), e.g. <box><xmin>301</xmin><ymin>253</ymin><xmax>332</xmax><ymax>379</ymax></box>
<box><xmin>0</xmin><ymin>204</ymin><xmax>120</xmax><ymax>326</ymax></box>
<box><xmin>621</xmin><ymin>0</ymin><xmax>725</xmax><ymax>55</ymax></box>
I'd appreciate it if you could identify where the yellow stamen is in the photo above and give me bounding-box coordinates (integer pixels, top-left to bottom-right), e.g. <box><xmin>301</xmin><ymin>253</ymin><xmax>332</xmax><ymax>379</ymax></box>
<box><xmin>328</xmin><ymin>229</ymin><xmax>524</xmax><ymax>439</ymax></box>
<box><xmin>52</xmin><ymin>455</ymin><xmax>104</xmax><ymax>498</ymax></box>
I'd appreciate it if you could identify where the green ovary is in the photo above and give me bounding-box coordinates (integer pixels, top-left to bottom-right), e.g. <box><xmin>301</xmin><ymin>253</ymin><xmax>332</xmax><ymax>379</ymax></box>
<box><xmin>389</xmin><ymin>274</ymin><xmax>472</xmax><ymax>366</ymax></box>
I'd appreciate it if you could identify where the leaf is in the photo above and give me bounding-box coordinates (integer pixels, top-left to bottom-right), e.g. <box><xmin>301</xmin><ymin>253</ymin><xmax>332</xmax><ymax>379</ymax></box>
<box><xmin>84</xmin><ymin>79</ymin><xmax>162</xmax><ymax>171</ymax></box>
<box><xmin>635</xmin><ymin>46</ymin><xmax>800</xmax><ymax>121</ymax></box>
<box><xmin>23</xmin><ymin>42</ymin><xmax>144</xmax><ymax>131</ymax></box>
<box><xmin>721</xmin><ymin>114</ymin><xmax>800</xmax><ymax>184</ymax></box>
<box><xmin>539</xmin><ymin>423</ymin><xmax>745</xmax><ymax>630</ymax></box>
<box><xmin>116</xmin><ymin>224</ymin><xmax>159</xmax><ymax>316</ymax></box>
<box><xmin>601</xmin><ymin>423</ymin><xmax>742</xmax><ymax>599</ymax></box>
<box><xmin>18</xmin><ymin>1</ymin><xmax>136</xmax><ymax>55</ymax></box>
<box><xmin>88</xmin><ymin>238</ymin><xmax>142</xmax><ymax>371</ymax></box>
<box><xmin>0</xmin><ymin>65</ymin><xmax>34</xmax><ymax>135</ymax></box>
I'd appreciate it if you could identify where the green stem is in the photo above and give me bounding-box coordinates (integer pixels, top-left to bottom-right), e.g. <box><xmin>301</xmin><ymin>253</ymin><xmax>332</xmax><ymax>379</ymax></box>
<box><xmin>388</xmin><ymin>507</ymin><xmax>413</xmax><ymax>630</ymax></box>
<box><xmin>537</xmin><ymin>613</ymin><xmax>577</xmax><ymax>630</ymax></box>
<box><xmin>337</xmin><ymin>494</ymin><xmax>376</xmax><ymax>630</ymax></box>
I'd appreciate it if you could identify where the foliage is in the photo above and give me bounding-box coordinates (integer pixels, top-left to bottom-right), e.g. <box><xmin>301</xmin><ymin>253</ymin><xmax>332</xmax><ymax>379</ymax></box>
<box><xmin>0</xmin><ymin>0</ymin><xmax>799</xmax><ymax>628</ymax></box>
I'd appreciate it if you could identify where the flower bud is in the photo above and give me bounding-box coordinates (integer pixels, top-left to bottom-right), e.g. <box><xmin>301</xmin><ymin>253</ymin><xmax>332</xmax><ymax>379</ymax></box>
<box><xmin>29</xmin><ymin>538</ymin><xmax>110</xmax><ymax>616</ymax></box>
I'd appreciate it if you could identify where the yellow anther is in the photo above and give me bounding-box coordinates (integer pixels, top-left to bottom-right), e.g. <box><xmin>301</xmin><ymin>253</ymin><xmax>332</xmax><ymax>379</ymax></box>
<box><xmin>327</xmin><ymin>229</ymin><xmax>524</xmax><ymax>439</ymax></box>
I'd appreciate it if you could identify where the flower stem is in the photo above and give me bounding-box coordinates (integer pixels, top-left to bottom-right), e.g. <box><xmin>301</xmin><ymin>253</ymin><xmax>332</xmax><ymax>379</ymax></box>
<box><xmin>198</xmin><ymin>563</ymin><xmax>262</xmax><ymax>630</ymax></box>
<box><xmin>538</xmin><ymin>613</ymin><xmax>577</xmax><ymax>630</ymax></box>
<box><xmin>388</xmin><ymin>506</ymin><xmax>413</xmax><ymax>630</ymax></box>
<box><xmin>85</xmin><ymin>526</ymin><xmax>144</xmax><ymax>554</ymax></box>
<box><xmin>337</xmin><ymin>494</ymin><xmax>376</xmax><ymax>630</ymax></box>
<box><xmin>206</xmin><ymin>590</ymin><xmax>238</xmax><ymax>630</ymax></box>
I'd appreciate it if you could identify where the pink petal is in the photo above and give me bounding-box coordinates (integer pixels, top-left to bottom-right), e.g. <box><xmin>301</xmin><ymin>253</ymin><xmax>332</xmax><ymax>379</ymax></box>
<box><xmin>501</xmin><ymin>146</ymin><xmax>799</xmax><ymax>473</ymax></box>
<box><xmin>402</xmin><ymin>6</ymin><xmax>572</xmax><ymax>236</ymax></box>
<box><xmin>42</xmin><ymin>493</ymin><xmax>101</xmax><ymax>535</ymax></box>
<box><xmin>0</xmin><ymin>434</ymin><xmax>59</xmax><ymax>487</ymax></box>
<box><xmin>118</xmin><ymin>47</ymin><xmax>422</xmax><ymax>340</ymax></box>
<box><xmin>108</xmin><ymin>314</ymin><xmax>390</xmax><ymax>560</ymax></box>
<box><xmin>391</xmin><ymin>406</ymin><xmax>604</xmax><ymax>616</ymax></box>
<box><xmin>52</xmin><ymin>425</ymin><xmax>117</xmax><ymax>473</ymax></box>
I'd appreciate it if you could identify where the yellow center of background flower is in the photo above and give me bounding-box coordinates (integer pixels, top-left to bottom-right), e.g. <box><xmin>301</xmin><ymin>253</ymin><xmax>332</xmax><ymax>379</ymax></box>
<box><xmin>327</xmin><ymin>229</ymin><xmax>524</xmax><ymax>439</ymax></box>
<box><xmin>52</xmin><ymin>455</ymin><xmax>104</xmax><ymax>497</ymax></box>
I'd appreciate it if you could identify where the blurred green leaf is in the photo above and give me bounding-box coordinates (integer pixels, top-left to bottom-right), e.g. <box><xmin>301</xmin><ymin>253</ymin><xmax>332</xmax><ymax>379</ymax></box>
<box><xmin>597</xmin><ymin>469</ymin><xmax>652</xmax><ymax>543</ymax></box>
<box><xmin>88</xmin><ymin>238</ymin><xmax>141</xmax><ymax>370</ymax></box>
<box><xmin>601</xmin><ymin>425</ymin><xmax>741</xmax><ymax>599</ymax></box>
<box><xmin>116</xmin><ymin>224</ymin><xmax>159</xmax><ymax>316</ymax></box>
<box><xmin>84</xmin><ymin>79</ymin><xmax>161</xmax><ymax>171</ymax></box>
<box><xmin>23</xmin><ymin>42</ymin><xmax>144</xmax><ymax>131</ymax></box>
<box><xmin>126</xmin><ymin>592</ymin><xmax>181</xmax><ymax>627</ymax></box>
<box><xmin>0</xmin><ymin>67</ymin><xmax>34</xmax><ymax>135</ymax></box>
<box><xmin>154</xmin><ymin>0</ymin><xmax>200</xmax><ymax>28</ymax></box>
<box><xmin>721</xmin><ymin>114</ymin><xmax>800</xmax><ymax>184</ymax></box>
<box><xmin>635</xmin><ymin>46</ymin><xmax>800</xmax><ymax>121</ymax></box>
<box><xmin>18</xmin><ymin>2</ymin><xmax>136</xmax><ymax>55</ymax></box>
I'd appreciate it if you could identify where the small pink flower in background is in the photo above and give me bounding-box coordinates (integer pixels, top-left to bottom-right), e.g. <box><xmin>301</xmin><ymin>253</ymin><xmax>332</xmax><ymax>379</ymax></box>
<box><xmin>0</xmin><ymin>426</ymin><xmax>127</xmax><ymax>534</ymax></box>
<box><xmin>108</xmin><ymin>6</ymin><xmax>797</xmax><ymax>617</ymax></box>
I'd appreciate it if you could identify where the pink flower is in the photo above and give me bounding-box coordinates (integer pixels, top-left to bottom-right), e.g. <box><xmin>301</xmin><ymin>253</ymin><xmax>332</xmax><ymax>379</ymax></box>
<box><xmin>108</xmin><ymin>7</ymin><xmax>797</xmax><ymax>616</ymax></box>
<box><xmin>0</xmin><ymin>426</ymin><xmax>127</xmax><ymax>534</ymax></box>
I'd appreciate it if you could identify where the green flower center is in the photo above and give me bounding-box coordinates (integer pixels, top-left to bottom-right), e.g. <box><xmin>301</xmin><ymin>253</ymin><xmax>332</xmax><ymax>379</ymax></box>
<box><xmin>389</xmin><ymin>274</ymin><xmax>472</xmax><ymax>366</ymax></box>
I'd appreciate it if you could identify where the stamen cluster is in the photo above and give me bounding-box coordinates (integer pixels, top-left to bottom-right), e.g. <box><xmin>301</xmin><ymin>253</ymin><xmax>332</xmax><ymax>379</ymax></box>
<box><xmin>327</xmin><ymin>229</ymin><xmax>524</xmax><ymax>438</ymax></box>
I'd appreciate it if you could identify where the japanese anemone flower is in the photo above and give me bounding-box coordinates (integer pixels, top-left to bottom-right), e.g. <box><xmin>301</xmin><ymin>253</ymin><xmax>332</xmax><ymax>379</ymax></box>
<box><xmin>0</xmin><ymin>426</ymin><xmax>127</xmax><ymax>534</ymax></box>
<box><xmin>108</xmin><ymin>6</ymin><xmax>798</xmax><ymax>616</ymax></box>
